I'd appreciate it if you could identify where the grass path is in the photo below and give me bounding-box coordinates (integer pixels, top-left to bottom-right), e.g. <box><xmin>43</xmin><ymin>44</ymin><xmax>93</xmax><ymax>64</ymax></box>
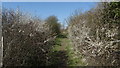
<box><xmin>49</xmin><ymin>38</ymin><xmax>86</xmax><ymax>66</ymax></box>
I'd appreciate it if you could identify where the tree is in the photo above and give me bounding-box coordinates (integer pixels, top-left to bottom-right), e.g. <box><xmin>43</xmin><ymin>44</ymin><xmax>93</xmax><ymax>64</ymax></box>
<box><xmin>45</xmin><ymin>16</ymin><xmax>61</xmax><ymax>36</ymax></box>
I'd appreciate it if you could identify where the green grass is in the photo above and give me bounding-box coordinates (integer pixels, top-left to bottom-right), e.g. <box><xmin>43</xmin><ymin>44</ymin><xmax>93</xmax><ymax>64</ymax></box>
<box><xmin>51</xmin><ymin>37</ymin><xmax>86</xmax><ymax>66</ymax></box>
<box><xmin>52</xmin><ymin>38</ymin><xmax>62</xmax><ymax>51</ymax></box>
<box><xmin>66</xmin><ymin>44</ymin><xmax>86</xmax><ymax>66</ymax></box>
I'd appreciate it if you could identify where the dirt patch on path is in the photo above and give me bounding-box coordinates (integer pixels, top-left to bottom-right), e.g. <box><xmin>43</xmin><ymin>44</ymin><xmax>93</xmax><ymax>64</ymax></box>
<box><xmin>47</xmin><ymin>38</ymin><xmax>69</xmax><ymax>66</ymax></box>
<box><xmin>48</xmin><ymin>51</ymin><xmax>68</xmax><ymax>66</ymax></box>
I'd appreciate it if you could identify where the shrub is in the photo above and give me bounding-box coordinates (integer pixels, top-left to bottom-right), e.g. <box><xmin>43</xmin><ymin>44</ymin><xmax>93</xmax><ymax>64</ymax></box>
<box><xmin>68</xmin><ymin>2</ymin><xmax>120</xmax><ymax>66</ymax></box>
<box><xmin>2</xmin><ymin>9</ymin><xmax>56</xmax><ymax>66</ymax></box>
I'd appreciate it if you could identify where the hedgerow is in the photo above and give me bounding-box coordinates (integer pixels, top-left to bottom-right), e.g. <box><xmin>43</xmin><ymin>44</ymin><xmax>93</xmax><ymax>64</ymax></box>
<box><xmin>2</xmin><ymin>9</ymin><xmax>56</xmax><ymax>66</ymax></box>
<box><xmin>68</xmin><ymin>2</ymin><xmax>120</xmax><ymax>66</ymax></box>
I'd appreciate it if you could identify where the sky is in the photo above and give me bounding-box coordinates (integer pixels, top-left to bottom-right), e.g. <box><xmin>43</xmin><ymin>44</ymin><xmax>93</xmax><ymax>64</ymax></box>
<box><xmin>2</xmin><ymin>0</ymin><xmax>117</xmax><ymax>2</ymax></box>
<box><xmin>2</xmin><ymin>2</ymin><xmax>98</xmax><ymax>26</ymax></box>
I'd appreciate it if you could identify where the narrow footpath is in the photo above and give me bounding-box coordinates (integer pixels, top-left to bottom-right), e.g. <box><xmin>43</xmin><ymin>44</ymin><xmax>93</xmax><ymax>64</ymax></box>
<box><xmin>48</xmin><ymin>38</ymin><xmax>86</xmax><ymax>66</ymax></box>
